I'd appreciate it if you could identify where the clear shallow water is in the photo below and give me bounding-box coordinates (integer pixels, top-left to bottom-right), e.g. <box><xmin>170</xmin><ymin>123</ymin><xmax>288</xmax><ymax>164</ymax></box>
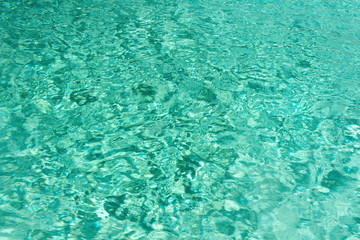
<box><xmin>1</xmin><ymin>0</ymin><xmax>360</xmax><ymax>239</ymax></box>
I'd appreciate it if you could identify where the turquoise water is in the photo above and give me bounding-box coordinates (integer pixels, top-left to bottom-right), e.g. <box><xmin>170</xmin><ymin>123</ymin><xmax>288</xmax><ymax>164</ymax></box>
<box><xmin>1</xmin><ymin>0</ymin><xmax>360</xmax><ymax>239</ymax></box>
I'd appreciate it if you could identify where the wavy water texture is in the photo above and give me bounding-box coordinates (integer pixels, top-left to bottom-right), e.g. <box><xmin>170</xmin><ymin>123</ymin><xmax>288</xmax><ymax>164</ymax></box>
<box><xmin>0</xmin><ymin>0</ymin><xmax>360</xmax><ymax>239</ymax></box>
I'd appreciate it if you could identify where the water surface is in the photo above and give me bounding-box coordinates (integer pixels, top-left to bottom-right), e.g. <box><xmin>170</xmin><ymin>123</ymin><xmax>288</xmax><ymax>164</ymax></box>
<box><xmin>1</xmin><ymin>0</ymin><xmax>360</xmax><ymax>239</ymax></box>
